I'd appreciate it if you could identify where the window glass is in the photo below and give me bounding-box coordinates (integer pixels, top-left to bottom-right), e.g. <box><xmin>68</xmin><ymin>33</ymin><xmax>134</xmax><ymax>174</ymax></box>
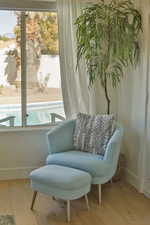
<box><xmin>0</xmin><ymin>11</ymin><xmax>21</xmax><ymax>127</ymax></box>
<box><xmin>26</xmin><ymin>12</ymin><xmax>65</xmax><ymax>126</ymax></box>
<box><xmin>0</xmin><ymin>10</ymin><xmax>65</xmax><ymax>128</ymax></box>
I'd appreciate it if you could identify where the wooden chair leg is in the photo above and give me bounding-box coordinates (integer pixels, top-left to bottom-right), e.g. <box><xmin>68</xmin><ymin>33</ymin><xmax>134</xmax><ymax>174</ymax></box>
<box><xmin>85</xmin><ymin>194</ymin><xmax>89</xmax><ymax>210</ymax></box>
<box><xmin>67</xmin><ymin>200</ymin><xmax>70</xmax><ymax>223</ymax></box>
<box><xmin>98</xmin><ymin>184</ymin><xmax>101</xmax><ymax>205</ymax></box>
<box><xmin>30</xmin><ymin>191</ymin><xmax>38</xmax><ymax>210</ymax></box>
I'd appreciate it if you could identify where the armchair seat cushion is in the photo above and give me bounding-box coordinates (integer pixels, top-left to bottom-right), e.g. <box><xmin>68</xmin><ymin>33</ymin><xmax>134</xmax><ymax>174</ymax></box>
<box><xmin>46</xmin><ymin>150</ymin><xmax>110</xmax><ymax>178</ymax></box>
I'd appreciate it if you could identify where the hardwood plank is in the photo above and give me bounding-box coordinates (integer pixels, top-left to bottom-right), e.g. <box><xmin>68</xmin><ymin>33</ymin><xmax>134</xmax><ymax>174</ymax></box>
<box><xmin>0</xmin><ymin>180</ymin><xmax>149</xmax><ymax>225</ymax></box>
<box><xmin>0</xmin><ymin>180</ymin><xmax>12</xmax><ymax>215</ymax></box>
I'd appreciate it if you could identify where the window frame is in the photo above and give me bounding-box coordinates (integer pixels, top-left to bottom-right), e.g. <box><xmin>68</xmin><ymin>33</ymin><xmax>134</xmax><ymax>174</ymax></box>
<box><xmin>0</xmin><ymin>2</ymin><xmax>64</xmax><ymax>129</ymax></box>
<box><xmin>21</xmin><ymin>12</ymin><xmax>27</xmax><ymax>127</ymax></box>
<box><xmin>0</xmin><ymin>1</ymin><xmax>57</xmax><ymax>12</ymax></box>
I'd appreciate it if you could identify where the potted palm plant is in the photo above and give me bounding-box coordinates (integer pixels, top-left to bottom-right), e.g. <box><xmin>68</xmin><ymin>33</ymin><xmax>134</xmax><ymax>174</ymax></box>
<box><xmin>75</xmin><ymin>0</ymin><xmax>142</xmax><ymax>114</ymax></box>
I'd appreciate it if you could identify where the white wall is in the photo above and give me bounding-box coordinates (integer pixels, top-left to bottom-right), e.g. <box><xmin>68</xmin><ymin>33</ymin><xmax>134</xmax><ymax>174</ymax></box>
<box><xmin>116</xmin><ymin>0</ymin><xmax>150</xmax><ymax>192</ymax></box>
<box><xmin>140</xmin><ymin>0</ymin><xmax>150</xmax><ymax>196</ymax></box>
<box><xmin>0</xmin><ymin>129</ymin><xmax>49</xmax><ymax>180</ymax></box>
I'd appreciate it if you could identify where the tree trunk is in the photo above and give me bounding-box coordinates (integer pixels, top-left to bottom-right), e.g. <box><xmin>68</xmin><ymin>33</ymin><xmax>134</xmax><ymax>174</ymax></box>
<box><xmin>104</xmin><ymin>77</ymin><xmax>111</xmax><ymax>114</ymax></box>
<box><xmin>26</xmin><ymin>39</ymin><xmax>40</xmax><ymax>88</ymax></box>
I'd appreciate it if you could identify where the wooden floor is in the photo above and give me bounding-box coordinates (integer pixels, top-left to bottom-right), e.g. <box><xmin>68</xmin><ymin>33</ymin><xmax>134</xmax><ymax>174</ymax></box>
<box><xmin>0</xmin><ymin>179</ymin><xmax>150</xmax><ymax>225</ymax></box>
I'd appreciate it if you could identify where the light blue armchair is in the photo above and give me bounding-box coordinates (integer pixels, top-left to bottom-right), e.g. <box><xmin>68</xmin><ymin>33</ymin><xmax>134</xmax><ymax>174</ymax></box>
<box><xmin>46</xmin><ymin>119</ymin><xmax>123</xmax><ymax>203</ymax></box>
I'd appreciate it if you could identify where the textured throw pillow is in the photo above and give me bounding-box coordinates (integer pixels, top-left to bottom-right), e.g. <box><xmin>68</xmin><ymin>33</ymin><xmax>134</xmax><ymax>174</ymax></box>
<box><xmin>73</xmin><ymin>113</ymin><xmax>115</xmax><ymax>155</ymax></box>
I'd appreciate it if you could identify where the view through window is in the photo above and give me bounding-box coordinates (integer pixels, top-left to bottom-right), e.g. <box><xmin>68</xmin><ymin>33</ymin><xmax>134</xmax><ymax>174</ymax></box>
<box><xmin>0</xmin><ymin>10</ymin><xmax>65</xmax><ymax>127</ymax></box>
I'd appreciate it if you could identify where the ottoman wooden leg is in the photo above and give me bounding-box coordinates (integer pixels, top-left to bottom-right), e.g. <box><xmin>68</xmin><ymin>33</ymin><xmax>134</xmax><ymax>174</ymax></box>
<box><xmin>85</xmin><ymin>194</ymin><xmax>89</xmax><ymax>210</ymax></box>
<box><xmin>30</xmin><ymin>191</ymin><xmax>38</xmax><ymax>210</ymax></box>
<box><xmin>67</xmin><ymin>200</ymin><xmax>70</xmax><ymax>223</ymax></box>
<box><xmin>98</xmin><ymin>184</ymin><xmax>101</xmax><ymax>205</ymax></box>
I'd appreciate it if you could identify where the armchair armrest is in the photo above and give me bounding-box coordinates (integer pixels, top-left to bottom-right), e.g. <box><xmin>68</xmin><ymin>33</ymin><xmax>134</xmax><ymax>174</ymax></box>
<box><xmin>47</xmin><ymin>119</ymin><xmax>76</xmax><ymax>154</ymax></box>
<box><xmin>104</xmin><ymin>123</ymin><xmax>124</xmax><ymax>163</ymax></box>
<box><xmin>100</xmin><ymin>123</ymin><xmax>123</xmax><ymax>180</ymax></box>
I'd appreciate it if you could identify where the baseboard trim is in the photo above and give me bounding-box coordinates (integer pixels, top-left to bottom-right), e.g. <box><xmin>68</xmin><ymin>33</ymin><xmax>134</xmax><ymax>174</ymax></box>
<box><xmin>143</xmin><ymin>189</ymin><xmax>150</xmax><ymax>199</ymax></box>
<box><xmin>0</xmin><ymin>167</ymin><xmax>37</xmax><ymax>180</ymax></box>
<box><xmin>125</xmin><ymin>168</ymin><xmax>141</xmax><ymax>191</ymax></box>
<box><xmin>143</xmin><ymin>180</ymin><xmax>150</xmax><ymax>198</ymax></box>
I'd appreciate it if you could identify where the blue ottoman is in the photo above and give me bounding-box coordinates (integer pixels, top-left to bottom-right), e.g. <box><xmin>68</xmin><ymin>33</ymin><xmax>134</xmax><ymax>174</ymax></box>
<box><xmin>30</xmin><ymin>165</ymin><xmax>91</xmax><ymax>222</ymax></box>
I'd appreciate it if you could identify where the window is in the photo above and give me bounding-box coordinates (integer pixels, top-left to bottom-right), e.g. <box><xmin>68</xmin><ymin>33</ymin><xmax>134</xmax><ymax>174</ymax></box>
<box><xmin>0</xmin><ymin>9</ymin><xmax>65</xmax><ymax>128</ymax></box>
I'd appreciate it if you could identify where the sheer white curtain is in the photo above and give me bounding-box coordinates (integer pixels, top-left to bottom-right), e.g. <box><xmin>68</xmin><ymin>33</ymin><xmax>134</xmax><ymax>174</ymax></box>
<box><xmin>57</xmin><ymin>0</ymin><xmax>110</xmax><ymax>119</ymax></box>
<box><xmin>57</xmin><ymin>0</ymin><xmax>96</xmax><ymax>119</ymax></box>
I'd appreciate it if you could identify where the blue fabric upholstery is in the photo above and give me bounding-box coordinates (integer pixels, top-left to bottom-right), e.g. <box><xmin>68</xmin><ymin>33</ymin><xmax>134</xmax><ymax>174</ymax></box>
<box><xmin>46</xmin><ymin>120</ymin><xmax>124</xmax><ymax>185</ymax></box>
<box><xmin>47</xmin><ymin>120</ymin><xmax>75</xmax><ymax>154</ymax></box>
<box><xmin>46</xmin><ymin>151</ymin><xmax>108</xmax><ymax>178</ymax></box>
<box><xmin>30</xmin><ymin>165</ymin><xmax>91</xmax><ymax>200</ymax></box>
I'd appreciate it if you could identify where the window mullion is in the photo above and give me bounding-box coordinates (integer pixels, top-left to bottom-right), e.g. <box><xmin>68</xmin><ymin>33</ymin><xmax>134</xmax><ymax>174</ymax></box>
<box><xmin>21</xmin><ymin>12</ymin><xmax>27</xmax><ymax>127</ymax></box>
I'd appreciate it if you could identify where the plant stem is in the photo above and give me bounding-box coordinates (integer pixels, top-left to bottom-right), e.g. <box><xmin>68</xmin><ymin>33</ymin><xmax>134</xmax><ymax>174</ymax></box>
<box><xmin>104</xmin><ymin>76</ymin><xmax>111</xmax><ymax>114</ymax></box>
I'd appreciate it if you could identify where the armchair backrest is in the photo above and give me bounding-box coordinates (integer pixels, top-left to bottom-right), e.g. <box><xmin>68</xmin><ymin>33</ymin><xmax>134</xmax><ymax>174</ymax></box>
<box><xmin>47</xmin><ymin>119</ymin><xmax>76</xmax><ymax>154</ymax></box>
<box><xmin>47</xmin><ymin>119</ymin><xmax>123</xmax><ymax>170</ymax></box>
<box><xmin>103</xmin><ymin>123</ymin><xmax>124</xmax><ymax>176</ymax></box>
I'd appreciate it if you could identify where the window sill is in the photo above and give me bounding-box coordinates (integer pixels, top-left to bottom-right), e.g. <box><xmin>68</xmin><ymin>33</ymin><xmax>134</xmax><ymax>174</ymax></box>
<box><xmin>0</xmin><ymin>124</ymin><xmax>56</xmax><ymax>133</ymax></box>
